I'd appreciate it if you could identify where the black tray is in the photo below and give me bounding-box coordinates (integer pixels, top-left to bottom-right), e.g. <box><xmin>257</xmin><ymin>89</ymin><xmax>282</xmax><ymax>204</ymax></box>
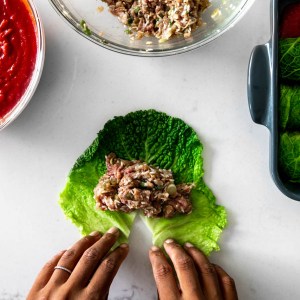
<box><xmin>247</xmin><ymin>0</ymin><xmax>300</xmax><ymax>201</ymax></box>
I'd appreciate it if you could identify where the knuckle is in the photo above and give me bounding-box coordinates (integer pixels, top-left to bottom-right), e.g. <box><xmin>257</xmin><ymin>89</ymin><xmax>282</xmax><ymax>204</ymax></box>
<box><xmin>85</xmin><ymin>286</ymin><xmax>107</xmax><ymax>300</ymax></box>
<box><xmin>103</xmin><ymin>257</ymin><xmax>117</xmax><ymax>272</ymax></box>
<box><xmin>43</xmin><ymin>260</ymin><xmax>56</xmax><ymax>271</ymax></box>
<box><xmin>83</xmin><ymin>247</ymin><xmax>99</xmax><ymax>261</ymax></box>
<box><xmin>38</xmin><ymin>289</ymin><xmax>66</xmax><ymax>300</ymax></box>
<box><xmin>102</xmin><ymin>232</ymin><xmax>115</xmax><ymax>241</ymax></box>
<box><xmin>176</xmin><ymin>255</ymin><xmax>194</xmax><ymax>271</ymax></box>
<box><xmin>60</xmin><ymin>285</ymin><xmax>77</xmax><ymax>299</ymax></box>
<box><xmin>172</xmin><ymin>243</ymin><xmax>181</xmax><ymax>249</ymax></box>
<box><xmin>168</xmin><ymin>242</ymin><xmax>181</xmax><ymax>251</ymax></box>
<box><xmin>35</xmin><ymin>292</ymin><xmax>49</xmax><ymax>300</ymax></box>
<box><xmin>150</xmin><ymin>250</ymin><xmax>162</xmax><ymax>258</ymax></box>
<box><xmin>82</xmin><ymin>235</ymin><xmax>93</xmax><ymax>243</ymax></box>
<box><xmin>154</xmin><ymin>264</ymin><xmax>173</xmax><ymax>279</ymax></box>
<box><xmin>208</xmin><ymin>291</ymin><xmax>219</xmax><ymax>300</ymax></box>
<box><xmin>61</xmin><ymin>249</ymin><xmax>75</xmax><ymax>260</ymax></box>
<box><xmin>222</xmin><ymin>275</ymin><xmax>236</xmax><ymax>287</ymax></box>
<box><xmin>200</xmin><ymin>263</ymin><xmax>216</xmax><ymax>275</ymax></box>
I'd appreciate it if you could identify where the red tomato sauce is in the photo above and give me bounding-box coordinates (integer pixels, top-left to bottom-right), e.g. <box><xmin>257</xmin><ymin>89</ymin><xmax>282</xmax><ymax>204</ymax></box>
<box><xmin>280</xmin><ymin>3</ymin><xmax>300</xmax><ymax>38</ymax></box>
<box><xmin>0</xmin><ymin>0</ymin><xmax>37</xmax><ymax>119</ymax></box>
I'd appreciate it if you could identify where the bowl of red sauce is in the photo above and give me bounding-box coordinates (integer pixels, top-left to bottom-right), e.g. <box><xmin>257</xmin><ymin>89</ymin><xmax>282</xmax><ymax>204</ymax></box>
<box><xmin>0</xmin><ymin>0</ymin><xmax>45</xmax><ymax>130</ymax></box>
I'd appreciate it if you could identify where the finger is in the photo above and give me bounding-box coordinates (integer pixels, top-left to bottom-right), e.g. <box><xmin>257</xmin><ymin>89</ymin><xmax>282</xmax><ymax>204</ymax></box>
<box><xmin>149</xmin><ymin>246</ymin><xmax>180</xmax><ymax>300</ymax></box>
<box><xmin>28</xmin><ymin>250</ymin><xmax>66</xmax><ymax>293</ymax></box>
<box><xmin>214</xmin><ymin>264</ymin><xmax>238</xmax><ymax>300</ymax></box>
<box><xmin>86</xmin><ymin>243</ymin><xmax>129</xmax><ymax>298</ymax></box>
<box><xmin>48</xmin><ymin>231</ymin><xmax>102</xmax><ymax>286</ymax></box>
<box><xmin>68</xmin><ymin>227</ymin><xmax>120</xmax><ymax>286</ymax></box>
<box><xmin>164</xmin><ymin>239</ymin><xmax>204</xmax><ymax>299</ymax></box>
<box><xmin>184</xmin><ymin>243</ymin><xmax>222</xmax><ymax>300</ymax></box>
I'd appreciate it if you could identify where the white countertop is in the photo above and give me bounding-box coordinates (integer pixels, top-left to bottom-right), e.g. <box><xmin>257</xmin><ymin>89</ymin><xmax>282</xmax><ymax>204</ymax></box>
<box><xmin>1</xmin><ymin>0</ymin><xmax>300</xmax><ymax>299</ymax></box>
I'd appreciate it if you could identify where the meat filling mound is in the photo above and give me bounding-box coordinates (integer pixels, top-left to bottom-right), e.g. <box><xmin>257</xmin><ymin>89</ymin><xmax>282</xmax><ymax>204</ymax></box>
<box><xmin>94</xmin><ymin>153</ymin><xmax>193</xmax><ymax>218</ymax></box>
<box><xmin>101</xmin><ymin>0</ymin><xmax>210</xmax><ymax>42</ymax></box>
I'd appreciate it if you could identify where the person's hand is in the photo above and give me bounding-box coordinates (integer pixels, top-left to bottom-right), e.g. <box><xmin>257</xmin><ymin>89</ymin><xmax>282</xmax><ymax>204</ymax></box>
<box><xmin>149</xmin><ymin>239</ymin><xmax>238</xmax><ymax>300</ymax></box>
<box><xmin>27</xmin><ymin>227</ymin><xmax>128</xmax><ymax>300</ymax></box>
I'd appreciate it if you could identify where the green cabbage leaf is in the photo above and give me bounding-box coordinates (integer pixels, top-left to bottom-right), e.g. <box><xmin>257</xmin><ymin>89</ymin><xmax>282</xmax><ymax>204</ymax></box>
<box><xmin>279</xmin><ymin>132</ymin><xmax>300</xmax><ymax>182</ymax></box>
<box><xmin>279</xmin><ymin>84</ymin><xmax>300</xmax><ymax>130</ymax></box>
<box><xmin>279</xmin><ymin>37</ymin><xmax>300</xmax><ymax>81</ymax></box>
<box><xmin>60</xmin><ymin>110</ymin><xmax>227</xmax><ymax>254</ymax></box>
<box><xmin>142</xmin><ymin>184</ymin><xmax>227</xmax><ymax>254</ymax></box>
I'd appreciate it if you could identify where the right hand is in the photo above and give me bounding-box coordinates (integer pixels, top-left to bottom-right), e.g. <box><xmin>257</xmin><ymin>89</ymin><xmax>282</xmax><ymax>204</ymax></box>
<box><xmin>149</xmin><ymin>239</ymin><xmax>238</xmax><ymax>300</ymax></box>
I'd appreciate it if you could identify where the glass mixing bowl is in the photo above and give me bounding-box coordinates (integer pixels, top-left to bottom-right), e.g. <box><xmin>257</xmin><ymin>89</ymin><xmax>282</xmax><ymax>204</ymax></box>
<box><xmin>49</xmin><ymin>0</ymin><xmax>254</xmax><ymax>56</ymax></box>
<box><xmin>0</xmin><ymin>0</ymin><xmax>45</xmax><ymax>131</ymax></box>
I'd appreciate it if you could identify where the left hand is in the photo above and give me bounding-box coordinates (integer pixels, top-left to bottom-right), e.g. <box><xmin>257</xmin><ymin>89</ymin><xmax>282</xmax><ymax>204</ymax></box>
<box><xmin>27</xmin><ymin>227</ymin><xmax>128</xmax><ymax>300</ymax></box>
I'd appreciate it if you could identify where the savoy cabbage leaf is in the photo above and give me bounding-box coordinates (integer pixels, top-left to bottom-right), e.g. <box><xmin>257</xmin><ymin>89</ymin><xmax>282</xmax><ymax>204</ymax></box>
<box><xmin>60</xmin><ymin>110</ymin><xmax>227</xmax><ymax>254</ymax></box>
<box><xmin>279</xmin><ymin>132</ymin><xmax>300</xmax><ymax>182</ymax></box>
<box><xmin>279</xmin><ymin>37</ymin><xmax>300</xmax><ymax>81</ymax></box>
<box><xmin>279</xmin><ymin>84</ymin><xmax>300</xmax><ymax>130</ymax></box>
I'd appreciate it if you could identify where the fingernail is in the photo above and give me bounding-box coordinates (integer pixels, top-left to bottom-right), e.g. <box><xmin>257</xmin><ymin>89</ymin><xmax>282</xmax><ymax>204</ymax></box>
<box><xmin>119</xmin><ymin>243</ymin><xmax>129</xmax><ymax>248</ymax></box>
<box><xmin>184</xmin><ymin>242</ymin><xmax>194</xmax><ymax>248</ymax></box>
<box><xmin>89</xmin><ymin>231</ymin><xmax>101</xmax><ymax>236</ymax></box>
<box><xmin>151</xmin><ymin>246</ymin><xmax>160</xmax><ymax>251</ymax></box>
<box><xmin>164</xmin><ymin>239</ymin><xmax>174</xmax><ymax>244</ymax></box>
<box><xmin>107</xmin><ymin>226</ymin><xmax>119</xmax><ymax>235</ymax></box>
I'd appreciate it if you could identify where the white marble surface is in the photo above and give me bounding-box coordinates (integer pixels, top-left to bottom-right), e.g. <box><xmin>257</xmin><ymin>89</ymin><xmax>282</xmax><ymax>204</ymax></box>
<box><xmin>1</xmin><ymin>0</ymin><xmax>300</xmax><ymax>299</ymax></box>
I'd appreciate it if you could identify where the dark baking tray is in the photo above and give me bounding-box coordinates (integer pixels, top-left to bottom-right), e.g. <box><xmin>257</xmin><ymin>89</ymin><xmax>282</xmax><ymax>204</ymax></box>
<box><xmin>247</xmin><ymin>0</ymin><xmax>300</xmax><ymax>201</ymax></box>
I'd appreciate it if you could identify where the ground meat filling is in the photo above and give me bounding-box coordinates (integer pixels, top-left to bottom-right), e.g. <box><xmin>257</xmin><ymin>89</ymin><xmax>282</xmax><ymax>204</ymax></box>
<box><xmin>94</xmin><ymin>153</ymin><xmax>193</xmax><ymax>218</ymax></box>
<box><xmin>102</xmin><ymin>0</ymin><xmax>210</xmax><ymax>42</ymax></box>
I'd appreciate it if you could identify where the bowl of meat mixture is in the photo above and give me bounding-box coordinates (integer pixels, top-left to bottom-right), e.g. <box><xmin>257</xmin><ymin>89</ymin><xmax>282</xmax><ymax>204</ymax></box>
<box><xmin>49</xmin><ymin>0</ymin><xmax>255</xmax><ymax>56</ymax></box>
